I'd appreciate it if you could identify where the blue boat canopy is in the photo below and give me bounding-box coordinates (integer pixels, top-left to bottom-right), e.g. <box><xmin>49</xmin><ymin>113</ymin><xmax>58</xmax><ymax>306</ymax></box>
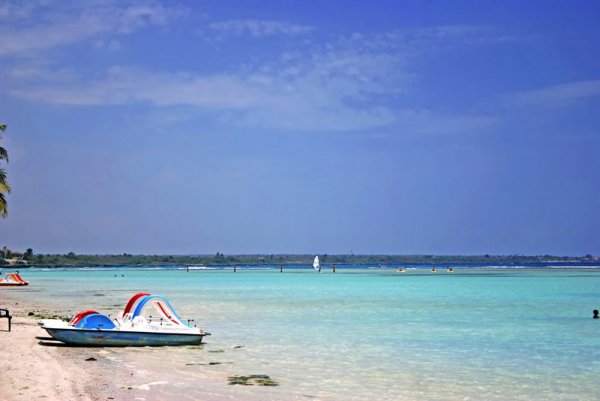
<box><xmin>75</xmin><ymin>313</ymin><xmax>117</xmax><ymax>330</ymax></box>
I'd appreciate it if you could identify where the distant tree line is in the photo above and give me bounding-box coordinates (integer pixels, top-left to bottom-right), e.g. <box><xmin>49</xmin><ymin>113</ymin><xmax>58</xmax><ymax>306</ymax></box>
<box><xmin>0</xmin><ymin>246</ymin><xmax>33</xmax><ymax>266</ymax></box>
<box><xmin>1</xmin><ymin>250</ymin><xmax>596</xmax><ymax>268</ymax></box>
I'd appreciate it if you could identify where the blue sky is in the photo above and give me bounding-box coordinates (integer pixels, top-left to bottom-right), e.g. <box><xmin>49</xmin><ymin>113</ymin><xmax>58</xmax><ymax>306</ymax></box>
<box><xmin>1</xmin><ymin>0</ymin><xmax>599</xmax><ymax>255</ymax></box>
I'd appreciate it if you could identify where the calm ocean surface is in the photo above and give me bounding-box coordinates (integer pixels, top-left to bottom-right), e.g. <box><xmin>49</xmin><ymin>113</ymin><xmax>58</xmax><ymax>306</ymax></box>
<box><xmin>4</xmin><ymin>265</ymin><xmax>600</xmax><ymax>400</ymax></box>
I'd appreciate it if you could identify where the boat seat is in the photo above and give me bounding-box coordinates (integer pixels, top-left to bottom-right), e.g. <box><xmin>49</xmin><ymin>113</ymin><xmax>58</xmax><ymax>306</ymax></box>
<box><xmin>0</xmin><ymin>308</ymin><xmax>12</xmax><ymax>332</ymax></box>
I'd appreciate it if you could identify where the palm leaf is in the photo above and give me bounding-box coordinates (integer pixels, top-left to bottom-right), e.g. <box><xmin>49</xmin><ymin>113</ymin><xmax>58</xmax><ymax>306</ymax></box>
<box><xmin>0</xmin><ymin>146</ymin><xmax>7</xmax><ymax>162</ymax></box>
<box><xmin>0</xmin><ymin>123</ymin><xmax>8</xmax><ymax>218</ymax></box>
<box><xmin>0</xmin><ymin>192</ymin><xmax>7</xmax><ymax>218</ymax></box>
<box><xmin>0</xmin><ymin>168</ymin><xmax>9</xmax><ymax>193</ymax></box>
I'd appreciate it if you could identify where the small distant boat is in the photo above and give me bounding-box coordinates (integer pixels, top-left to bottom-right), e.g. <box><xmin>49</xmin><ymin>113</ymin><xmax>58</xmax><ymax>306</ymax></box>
<box><xmin>41</xmin><ymin>293</ymin><xmax>210</xmax><ymax>346</ymax></box>
<box><xmin>0</xmin><ymin>272</ymin><xmax>29</xmax><ymax>286</ymax></box>
<box><xmin>313</xmin><ymin>255</ymin><xmax>321</xmax><ymax>272</ymax></box>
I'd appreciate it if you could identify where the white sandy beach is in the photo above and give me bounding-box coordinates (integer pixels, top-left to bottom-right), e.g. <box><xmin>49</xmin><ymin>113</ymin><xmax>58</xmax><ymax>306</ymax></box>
<box><xmin>0</xmin><ymin>294</ymin><xmax>282</xmax><ymax>401</ymax></box>
<box><xmin>0</xmin><ymin>297</ymin><xmax>138</xmax><ymax>401</ymax></box>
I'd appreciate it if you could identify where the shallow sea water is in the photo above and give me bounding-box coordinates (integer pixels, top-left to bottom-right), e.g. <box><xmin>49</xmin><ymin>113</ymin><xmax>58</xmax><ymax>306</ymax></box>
<box><xmin>4</xmin><ymin>266</ymin><xmax>600</xmax><ymax>400</ymax></box>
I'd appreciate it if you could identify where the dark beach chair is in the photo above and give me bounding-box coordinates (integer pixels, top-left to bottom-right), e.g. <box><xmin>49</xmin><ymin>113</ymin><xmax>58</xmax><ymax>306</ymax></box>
<box><xmin>0</xmin><ymin>308</ymin><xmax>12</xmax><ymax>331</ymax></box>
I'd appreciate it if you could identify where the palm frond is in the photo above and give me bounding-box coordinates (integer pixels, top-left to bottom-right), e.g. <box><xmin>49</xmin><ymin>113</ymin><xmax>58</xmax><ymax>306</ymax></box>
<box><xmin>0</xmin><ymin>146</ymin><xmax>8</xmax><ymax>162</ymax></box>
<box><xmin>0</xmin><ymin>123</ymin><xmax>8</xmax><ymax>218</ymax></box>
<box><xmin>0</xmin><ymin>168</ymin><xmax>9</xmax><ymax>193</ymax></box>
<box><xmin>0</xmin><ymin>192</ymin><xmax>7</xmax><ymax>218</ymax></box>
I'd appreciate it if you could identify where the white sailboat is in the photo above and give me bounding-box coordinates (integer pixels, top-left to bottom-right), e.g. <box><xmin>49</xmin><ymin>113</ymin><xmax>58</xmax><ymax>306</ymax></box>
<box><xmin>313</xmin><ymin>255</ymin><xmax>321</xmax><ymax>272</ymax></box>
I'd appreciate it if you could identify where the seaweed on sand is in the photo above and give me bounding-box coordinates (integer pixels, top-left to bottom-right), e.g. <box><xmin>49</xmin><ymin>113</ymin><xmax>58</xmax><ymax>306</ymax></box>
<box><xmin>31</xmin><ymin>312</ymin><xmax>70</xmax><ymax>321</ymax></box>
<box><xmin>228</xmin><ymin>374</ymin><xmax>279</xmax><ymax>386</ymax></box>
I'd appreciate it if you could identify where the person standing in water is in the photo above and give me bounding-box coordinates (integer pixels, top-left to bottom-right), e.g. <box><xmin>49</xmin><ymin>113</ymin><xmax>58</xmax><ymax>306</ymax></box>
<box><xmin>593</xmin><ymin>310</ymin><xmax>599</xmax><ymax>319</ymax></box>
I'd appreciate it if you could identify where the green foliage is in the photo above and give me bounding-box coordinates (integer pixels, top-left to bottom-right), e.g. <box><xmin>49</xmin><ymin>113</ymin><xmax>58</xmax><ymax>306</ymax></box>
<box><xmin>18</xmin><ymin>253</ymin><xmax>590</xmax><ymax>268</ymax></box>
<box><xmin>1</xmin><ymin>246</ymin><xmax>10</xmax><ymax>258</ymax></box>
<box><xmin>23</xmin><ymin>248</ymin><xmax>33</xmax><ymax>260</ymax></box>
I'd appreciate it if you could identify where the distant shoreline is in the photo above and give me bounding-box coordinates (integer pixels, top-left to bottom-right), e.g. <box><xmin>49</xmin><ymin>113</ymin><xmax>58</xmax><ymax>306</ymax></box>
<box><xmin>2</xmin><ymin>253</ymin><xmax>598</xmax><ymax>268</ymax></box>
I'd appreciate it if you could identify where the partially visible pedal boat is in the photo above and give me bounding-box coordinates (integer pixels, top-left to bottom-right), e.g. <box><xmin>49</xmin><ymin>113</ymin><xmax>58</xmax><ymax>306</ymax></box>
<box><xmin>0</xmin><ymin>272</ymin><xmax>29</xmax><ymax>286</ymax></box>
<box><xmin>41</xmin><ymin>293</ymin><xmax>210</xmax><ymax>346</ymax></box>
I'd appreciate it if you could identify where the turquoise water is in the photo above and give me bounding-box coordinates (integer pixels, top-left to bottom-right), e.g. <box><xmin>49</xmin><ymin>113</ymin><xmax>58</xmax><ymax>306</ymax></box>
<box><xmin>4</xmin><ymin>266</ymin><xmax>600</xmax><ymax>400</ymax></box>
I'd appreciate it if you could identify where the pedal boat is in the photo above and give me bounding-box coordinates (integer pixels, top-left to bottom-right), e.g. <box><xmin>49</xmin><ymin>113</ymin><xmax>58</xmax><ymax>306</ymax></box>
<box><xmin>0</xmin><ymin>272</ymin><xmax>29</xmax><ymax>286</ymax></box>
<box><xmin>41</xmin><ymin>293</ymin><xmax>210</xmax><ymax>346</ymax></box>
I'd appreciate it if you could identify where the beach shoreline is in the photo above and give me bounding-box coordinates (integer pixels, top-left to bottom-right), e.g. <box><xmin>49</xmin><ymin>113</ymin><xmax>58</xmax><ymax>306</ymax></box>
<box><xmin>0</xmin><ymin>294</ymin><xmax>111</xmax><ymax>400</ymax></box>
<box><xmin>0</xmin><ymin>294</ymin><xmax>138</xmax><ymax>401</ymax></box>
<box><xmin>0</xmin><ymin>292</ymin><xmax>269</xmax><ymax>401</ymax></box>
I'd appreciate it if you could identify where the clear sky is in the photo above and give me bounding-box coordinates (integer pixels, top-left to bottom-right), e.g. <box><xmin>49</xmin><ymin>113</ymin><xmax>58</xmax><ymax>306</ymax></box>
<box><xmin>1</xmin><ymin>0</ymin><xmax>599</xmax><ymax>256</ymax></box>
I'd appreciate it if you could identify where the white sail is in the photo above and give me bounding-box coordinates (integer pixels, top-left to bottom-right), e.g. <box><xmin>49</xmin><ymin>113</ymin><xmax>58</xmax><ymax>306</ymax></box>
<box><xmin>313</xmin><ymin>256</ymin><xmax>320</xmax><ymax>271</ymax></box>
